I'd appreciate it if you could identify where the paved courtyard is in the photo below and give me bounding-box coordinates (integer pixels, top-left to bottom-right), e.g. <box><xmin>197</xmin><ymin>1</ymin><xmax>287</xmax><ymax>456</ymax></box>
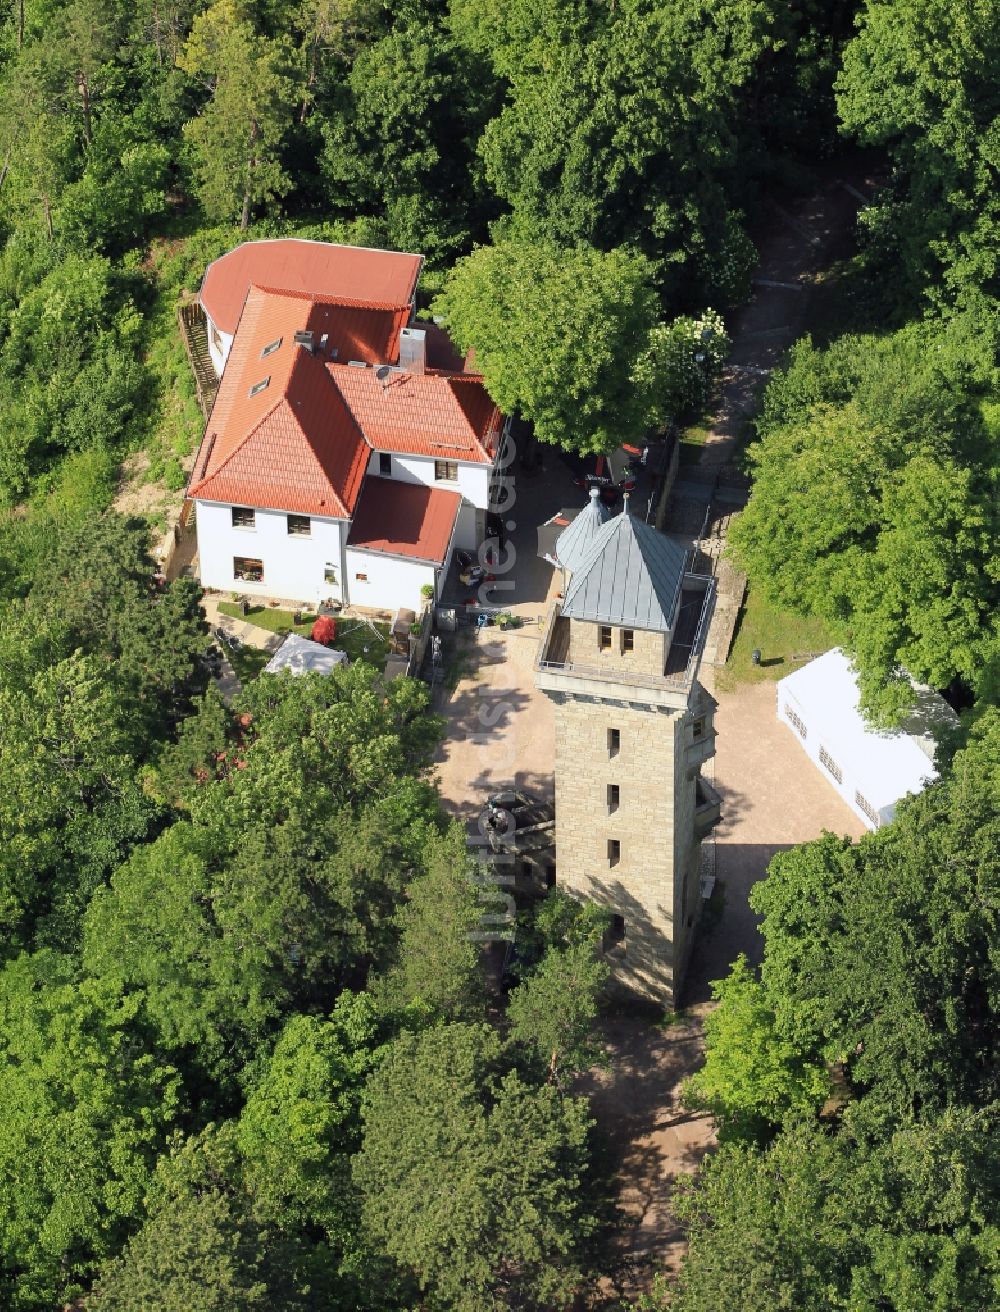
<box><xmin>432</xmin><ymin>451</ymin><xmax>584</xmax><ymax>820</ymax></box>
<box><xmin>687</xmin><ymin>671</ymin><xmax>867</xmax><ymax>1002</ymax></box>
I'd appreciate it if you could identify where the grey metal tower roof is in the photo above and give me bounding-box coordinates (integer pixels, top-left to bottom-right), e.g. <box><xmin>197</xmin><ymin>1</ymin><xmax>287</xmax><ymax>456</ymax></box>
<box><xmin>561</xmin><ymin>503</ymin><xmax>687</xmax><ymax>633</ymax></box>
<box><xmin>555</xmin><ymin>487</ymin><xmax>611</xmax><ymax>574</ymax></box>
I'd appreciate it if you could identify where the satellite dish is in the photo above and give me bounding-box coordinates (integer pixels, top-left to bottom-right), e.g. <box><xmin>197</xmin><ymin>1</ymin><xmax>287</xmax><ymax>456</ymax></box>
<box><xmin>375</xmin><ymin>365</ymin><xmax>391</xmax><ymax>388</ymax></box>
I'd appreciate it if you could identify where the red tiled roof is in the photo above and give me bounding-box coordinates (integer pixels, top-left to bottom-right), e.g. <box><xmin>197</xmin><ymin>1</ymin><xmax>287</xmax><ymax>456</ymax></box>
<box><xmin>190</xmin><ymin>288</ymin><xmax>368</xmax><ymax>517</ymax></box>
<box><xmin>200</xmin><ymin>239</ymin><xmax>422</xmax><ymax>336</ymax></box>
<box><xmin>330</xmin><ymin>366</ymin><xmax>502</xmax><ymax>464</ymax></box>
<box><xmin>423</xmin><ymin>322</ymin><xmax>477</xmax><ymax>374</ymax></box>
<box><xmin>255</xmin><ymin>287</ymin><xmax>409</xmax><ymax>365</ymax></box>
<box><xmin>347</xmin><ymin>477</ymin><xmax>461</xmax><ymax>563</ymax></box>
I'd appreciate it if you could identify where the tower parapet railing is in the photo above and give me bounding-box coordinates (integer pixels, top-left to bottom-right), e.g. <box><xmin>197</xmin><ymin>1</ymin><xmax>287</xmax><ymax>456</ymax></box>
<box><xmin>535</xmin><ymin>574</ymin><xmax>715</xmax><ymax>697</ymax></box>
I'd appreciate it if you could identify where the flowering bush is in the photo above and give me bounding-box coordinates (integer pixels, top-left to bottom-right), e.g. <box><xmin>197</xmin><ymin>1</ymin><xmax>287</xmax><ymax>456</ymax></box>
<box><xmin>632</xmin><ymin>309</ymin><xmax>730</xmax><ymax>427</ymax></box>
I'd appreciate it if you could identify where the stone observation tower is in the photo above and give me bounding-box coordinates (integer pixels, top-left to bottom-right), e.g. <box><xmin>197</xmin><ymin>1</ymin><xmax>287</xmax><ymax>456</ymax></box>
<box><xmin>535</xmin><ymin>500</ymin><xmax>720</xmax><ymax>1005</ymax></box>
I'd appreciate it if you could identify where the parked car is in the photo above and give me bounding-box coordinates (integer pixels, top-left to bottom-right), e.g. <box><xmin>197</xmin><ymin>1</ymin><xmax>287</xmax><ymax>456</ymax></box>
<box><xmin>561</xmin><ymin>444</ymin><xmax>645</xmax><ymax>504</ymax></box>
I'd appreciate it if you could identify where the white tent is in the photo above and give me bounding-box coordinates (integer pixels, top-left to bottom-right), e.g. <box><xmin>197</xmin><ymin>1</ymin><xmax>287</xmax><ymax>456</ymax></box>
<box><xmin>263</xmin><ymin>632</ymin><xmax>348</xmax><ymax>676</ymax></box>
<box><xmin>776</xmin><ymin>649</ymin><xmax>954</xmax><ymax>830</ymax></box>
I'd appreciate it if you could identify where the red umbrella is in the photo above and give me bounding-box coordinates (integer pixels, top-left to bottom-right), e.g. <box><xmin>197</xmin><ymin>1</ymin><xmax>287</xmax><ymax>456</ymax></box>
<box><xmin>311</xmin><ymin>615</ymin><xmax>337</xmax><ymax>646</ymax></box>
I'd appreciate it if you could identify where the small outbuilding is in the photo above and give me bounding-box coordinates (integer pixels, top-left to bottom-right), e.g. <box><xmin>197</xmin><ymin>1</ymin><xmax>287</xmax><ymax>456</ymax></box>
<box><xmin>263</xmin><ymin>632</ymin><xmax>349</xmax><ymax>676</ymax></box>
<box><xmin>776</xmin><ymin>648</ymin><xmax>955</xmax><ymax>830</ymax></box>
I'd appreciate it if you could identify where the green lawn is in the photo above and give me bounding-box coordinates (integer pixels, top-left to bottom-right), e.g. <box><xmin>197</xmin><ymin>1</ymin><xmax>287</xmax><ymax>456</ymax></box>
<box><xmin>678</xmin><ymin>417</ymin><xmax>713</xmax><ymax>466</ymax></box>
<box><xmin>327</xmin><ymin>618</ymin><xmax>391</xmax><ymax>666</ymax></box>
<box><xmin>218</xmin><ymin>601</ymin><xmax>318</xmax><ymax>637</ymax></box>
<box><xmin>717</xmin><ymin>586</ymin><xmax>835</xmax><ymax>691</ymax></box>
<box><xmin>218</xmin><ymin>603</ymin><xmax>391</xmax><ymax>675</ymax></box>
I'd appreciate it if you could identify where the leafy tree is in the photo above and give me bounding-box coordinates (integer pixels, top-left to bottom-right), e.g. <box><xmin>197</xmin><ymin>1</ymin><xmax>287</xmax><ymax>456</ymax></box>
<box><xmin>0</xmin><ymin>47</ymin><xmax>77</xmax><ymax>241</ymax></box>
<box><xmin>0</xmin><ymin>256</ymin><xmax>145</xmax><ymax>498</ymax></box>
<box><xmin>90</xmin><ymin>1122</ymin><xmax>346</xmax><ymax>1311</ymax></box>
<box><xmin>836</xmin><ymin>0</ymin><xmax>1000</xmax><ymax>307</ymax></box>
<box><xmin>193</xmin><ymin>665</ymin><xmax>442</xmax><ymax>833</ymax></box>
<box><xmin>0</xmin><ymin>648</ymin><xmax>147</xmax><ymax>946</ymax></box>
<box><xmin>0</xmin><ymin>952</ymin><xmax>180</xmax><ymax>1311</ymax></box>
<box><xmin>662</xmin><ymin>1109</ymin><xmax>1000</xmax><ymax>1312</ymax></box>
<box><xmin>353</xmin><ymin>1022</ymin><xmax>596</xmax><ymax>1310</ymax></box>
<box><xmin>180</xmin><ymin>0</ymin><xmax>298</xmax><ymax>228</ymax></box>
<box><xmin>451</xmin><ymin>0</ymin><xmax>772</xmax><ymax>299</ymax></box>
<box><xmin>82</xmin><ymin>805</ymin><xmax>416</xmax><ymax>1074</ymax></box>
<box><xmin>507</xmin><ymin>937</ymin><xmax>609</xmax><ymax>1086</ymax></box>
<box><xmin>730</xmin><ymin>318</ymin><xmax>1000</xmax><ymax>719</ymax></box>
<box><xmin>436</xmin><ymin>239</ymin><xmax>668</xmax><ymax>453</ymax></box>
<box><xmin>376</xmin><ymin>826</ymin><xmax>486</xmax><ymax>1021</ymax></box>
<box><xmin>682</xmin><ymin>955</ymin><xmax>830</xmax><ymax>1143</ymax></box>
<box><xmin>320</xmin><ymin>10</ymin><xmax>492</xmax><ymax>262</ymax></box>
<box><xmin>631</xmin><ymin>309</ymin><xmax>730</xmax><ymax>426</ymax></box>
<box><xmin>86</xmin><ymin>1188</ymin><xmax>272</xmax><ymax>1312</ymax></box>
<box><xmin>694</xmin><ymin>713</ymin><xmax>1000</xmax><ymax>1132</ymax></box>
<box><xmin>237</xmin><ymin>995</ymin><xmax>381</xmax><ymax>1237</ymax></box>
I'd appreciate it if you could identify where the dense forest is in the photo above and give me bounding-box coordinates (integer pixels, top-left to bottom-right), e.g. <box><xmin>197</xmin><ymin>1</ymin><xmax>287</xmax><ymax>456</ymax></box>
<box><xmin>0</xmin><ymin>0</ymin><xmax>997</xmax><ymax>1307</ymax></box>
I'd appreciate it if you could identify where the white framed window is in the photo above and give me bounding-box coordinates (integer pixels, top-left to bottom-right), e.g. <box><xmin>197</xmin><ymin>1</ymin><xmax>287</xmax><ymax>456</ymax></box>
<box><xmin>785</xmin><ymin>705</ymin><xmax>807</xmax><ymax>738</ymax></box>
<box><xmin>234</xmin><ymin>556</ymin><xmax>263</xmax><ymax>583</ymax></box>
<box><xmin>855</xmin><ymin>791</ymin><xmax>880</xmax><ymax>826</ymax></box>
<box><xmin>231</xmin><ymin>506</ymin><xmax>256</xmax><ymax>530</ymax></box>
<box><xmin>621</xmin><ymin>629</ymin><xmax>635</xmax><ymax>652</ymax></box>
<box><xmin>599</xmin><ymin>625</ymin><xmax>613</xmax><ymax>650</ymax></box>
<box><xmin>434</xmin><ymin>459</ymin><xmax>458</xmax><ymax>481</ymax></box>
<box><xmin>287</xmin><ymin>514</ymin><xmax>311</xmax><ymax>537</ymax></box>
<box><xmin>819</xmin><ymin>746</ymin><xmax>843</xmax><ymax>784</ymax></box>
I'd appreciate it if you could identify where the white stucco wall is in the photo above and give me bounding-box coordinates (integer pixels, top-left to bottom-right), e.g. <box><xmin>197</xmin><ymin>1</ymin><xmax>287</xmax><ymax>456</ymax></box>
<box><xmin>196</xmin><ymin>500</ymin><xmax>346</xmax><ymax>605</ymax></box>
<box><xmin>368</xmin><ymin>451</ymin><xmax>489</xmax><ymax>551</ymax></box>
<box><xmin>345</xmin><ymin>548</ymin><xmax>435</xmax><ymax>613</ymax></box>
<box><xmin>204</xmin><ymin>312</ymin><xmax>234</xmax><ymax>378</ymax></box>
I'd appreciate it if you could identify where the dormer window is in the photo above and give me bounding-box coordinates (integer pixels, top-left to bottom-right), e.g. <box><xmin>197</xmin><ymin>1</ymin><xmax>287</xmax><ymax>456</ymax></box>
<box><xmin>248</xmin><ymin>376</ymin><xmax>270</xmax><ymax>397</ymax></box>
<box><xmin>261</xmin><ymin>338</ymin><xmax>282</xmax><ymax>358</ymax></box>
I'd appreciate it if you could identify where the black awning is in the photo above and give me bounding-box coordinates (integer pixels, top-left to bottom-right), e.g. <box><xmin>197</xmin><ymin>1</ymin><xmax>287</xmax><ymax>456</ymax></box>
<box><xmin>537</xmin><ymin>508</ymin><xmax>580</xmax><ymax>563</ymax></box>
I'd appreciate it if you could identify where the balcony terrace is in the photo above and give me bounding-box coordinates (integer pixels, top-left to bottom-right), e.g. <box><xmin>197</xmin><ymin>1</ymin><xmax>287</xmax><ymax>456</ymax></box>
<box><xmin>535</xmin><ymin>573</ymin><xmax>715</xmax><ymax>709</ymax></box>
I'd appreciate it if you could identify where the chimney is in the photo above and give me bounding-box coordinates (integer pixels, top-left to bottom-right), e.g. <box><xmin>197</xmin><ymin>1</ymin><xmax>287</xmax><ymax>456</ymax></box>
<box><xmin>398</xmin><ymin>327</ymin><xmax>426</xmax><ymax>375</ymax></box>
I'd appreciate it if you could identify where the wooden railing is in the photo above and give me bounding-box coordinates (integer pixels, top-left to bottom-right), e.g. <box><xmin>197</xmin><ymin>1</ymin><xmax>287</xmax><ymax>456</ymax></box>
<box><xmin>177</xmin><ymin>299</ymin><xmax>219</xmax><ymax>420</ymax></box>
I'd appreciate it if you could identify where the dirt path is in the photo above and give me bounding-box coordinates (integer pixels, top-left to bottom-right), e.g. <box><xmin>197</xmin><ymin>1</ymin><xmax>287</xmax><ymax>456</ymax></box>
<box><xmin>586</xmin><ymin>162</ymin><xmax>878</xmax><ymax>1307</ymax></box>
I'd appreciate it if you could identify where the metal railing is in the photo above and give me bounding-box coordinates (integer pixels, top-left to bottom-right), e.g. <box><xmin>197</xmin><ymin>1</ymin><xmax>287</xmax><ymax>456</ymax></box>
<box><xmin>536</xmin><ymin>575</ymin><xmax>715</xmax><ymax>694</ymax></box>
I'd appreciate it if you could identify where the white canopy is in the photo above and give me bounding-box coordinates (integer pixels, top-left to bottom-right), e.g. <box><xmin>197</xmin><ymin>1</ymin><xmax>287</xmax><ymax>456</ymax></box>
<box><xmin>777</xmin><ymin>649</ymin><xmax>952</xmax><ymax>815</ymax></box>
<box><xmin>263</xmin><ymin>632</ymin><xmax>348</xmax><ymax>676</ymax></box>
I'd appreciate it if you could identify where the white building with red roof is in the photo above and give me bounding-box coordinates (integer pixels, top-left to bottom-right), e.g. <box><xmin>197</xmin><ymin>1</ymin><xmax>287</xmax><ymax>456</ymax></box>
<box><xmin>189</xmin><ymin>239</ymin><xmax>507</xmax><ymax>612</ymax></box>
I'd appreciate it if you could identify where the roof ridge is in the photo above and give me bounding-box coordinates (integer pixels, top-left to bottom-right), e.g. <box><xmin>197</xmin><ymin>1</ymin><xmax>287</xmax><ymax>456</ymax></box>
<box><xmin>562</xmin><ymin>508</ymin><xmax>686</xmax><ymax>632</ymax></box>
<box><xmin>251</xmin><ymin>283</ymin><xmax>409</xmax><ymax>313</ymax></box>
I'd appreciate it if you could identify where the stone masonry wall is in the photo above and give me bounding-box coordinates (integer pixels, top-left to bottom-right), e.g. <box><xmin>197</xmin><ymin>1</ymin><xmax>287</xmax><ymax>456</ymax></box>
<box><xmin>568</xmin><ymin>619</ymin><xmax>668</xmax><ymax>678</ymax></box>
<box><xmin>552</xmin><ymin>693</ymin><xmax>689</xmax><ymax>1003</ymax></box>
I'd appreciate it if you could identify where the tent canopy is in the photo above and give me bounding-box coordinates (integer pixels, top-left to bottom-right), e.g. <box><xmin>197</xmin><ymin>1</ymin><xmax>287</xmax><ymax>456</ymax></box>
<box><xmin>264</xmin><ymin>632</ymin><xmax>348</xmax><ymax>676</ymax></box>
<box><xmin>777</xmin><ymin>649</ymin><xmax>952</xmax><ymax>813</ymax></box>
